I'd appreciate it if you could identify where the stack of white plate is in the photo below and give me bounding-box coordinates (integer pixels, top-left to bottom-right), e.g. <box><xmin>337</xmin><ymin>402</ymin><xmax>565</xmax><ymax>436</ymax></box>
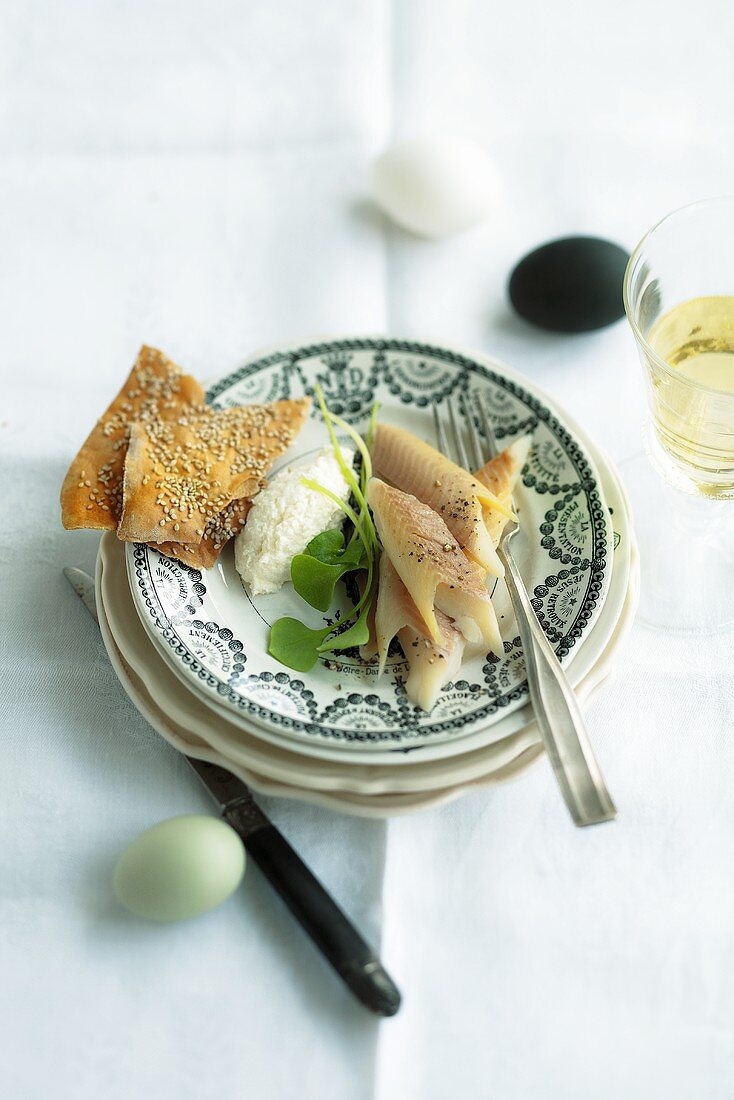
<box><xmin>97</xmin><ymin>338</ymin><xmax>639</xmax><ymax>818</ymax></box>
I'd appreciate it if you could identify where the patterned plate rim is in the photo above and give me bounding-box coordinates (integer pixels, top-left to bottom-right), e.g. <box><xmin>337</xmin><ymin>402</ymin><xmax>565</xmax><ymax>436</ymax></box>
<box><xmin>105</xmin><ymin>441</ymin><xmax>630</xmax><ymax>770</ymax></box>
<box><xmin>126</xmin><ymin>337</ymin><xmax>613</xmax><ymax>745</ymax></box>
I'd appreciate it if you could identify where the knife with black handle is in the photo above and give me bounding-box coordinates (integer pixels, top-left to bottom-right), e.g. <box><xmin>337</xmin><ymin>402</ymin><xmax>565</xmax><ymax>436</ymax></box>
<box><xmin>64</xmin><ymin>566</ymin><xmax>401</xmax><ymax>1018</ymax></box>
<box><xmin>189</xmin><ymin>756</ymin><xmax>400</xmax><ymax>1015</ymax></box>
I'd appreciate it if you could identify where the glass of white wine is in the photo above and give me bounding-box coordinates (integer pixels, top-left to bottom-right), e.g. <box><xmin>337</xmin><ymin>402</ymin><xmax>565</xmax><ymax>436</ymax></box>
<box><xmin>624</xmin><ymin>197</ymin><xmax>734</xmax><ymax>633</ymax></box>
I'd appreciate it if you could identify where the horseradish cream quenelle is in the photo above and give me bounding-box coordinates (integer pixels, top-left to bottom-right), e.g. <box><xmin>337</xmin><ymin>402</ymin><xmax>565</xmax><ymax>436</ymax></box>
<box><xmin>235</xmin><ymin>446</ymin><xmax>356</xmax><ymax>595</ymax></box>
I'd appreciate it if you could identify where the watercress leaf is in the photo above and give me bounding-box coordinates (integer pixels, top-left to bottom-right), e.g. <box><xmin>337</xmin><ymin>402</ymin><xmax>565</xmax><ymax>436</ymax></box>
<box><xmin>346</xmin><ymin>550</ymin><xmax>370</xmax><ymax>576</ymax></box>
<box><xmin>268</xmin><ymin>617</ymin><xmax>329</xmax><ymax>672</ymax></box>
<box><xmin>341</xmin><ymin>536</ymin><xmax>367</xmax><ymax>566</ymax></box>
<box><xmin>291</xmin><ymin>555</ymin><xmax>350</xmax><ymax>612</ymax></box>
<box><xmin>306</xmin><ymin>528</ymin><xmax>345</xmax><ymax>563</ymax></box>
<box><xmin>317</xmin><ymin>601</ymin><xmax>372</xmax><ymax>653</ymax></box>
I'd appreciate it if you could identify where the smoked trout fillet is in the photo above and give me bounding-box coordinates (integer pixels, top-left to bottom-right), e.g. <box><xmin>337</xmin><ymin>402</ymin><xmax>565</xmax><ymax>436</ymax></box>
<box><xmin>370</xmin><ymin>423</ymin><xmax>511</xmax><ymax>576</ymax></box>
<box><xmin>373</xmin><ymin>554</ymin><xmax>466</xmax><ymax>711</ymax></box>
<box><xmin>367</xmin><ymin>477</ymin><xmax>503</xmax><ymax>655</ymax></box>
<box><xmin>474</xmin><ymin>436</ymin><xmax>532</xmax><ymax>547</ymax></box>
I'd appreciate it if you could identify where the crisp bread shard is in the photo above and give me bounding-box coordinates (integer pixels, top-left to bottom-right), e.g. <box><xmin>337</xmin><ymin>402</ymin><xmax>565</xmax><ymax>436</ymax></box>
<box><xmin>60</xmin><ymin>346</ymin><xmax>205</xmax><ymax>531</ymax></box>
<box><xmin>117</xmin><ymin>397</ymin><xmax>311</xmax><ymax>547</ymax></box>
<box><xmin>153</xmin><ymin>497</ymin><xmax>252</xmax><ymax>570</ymax></box>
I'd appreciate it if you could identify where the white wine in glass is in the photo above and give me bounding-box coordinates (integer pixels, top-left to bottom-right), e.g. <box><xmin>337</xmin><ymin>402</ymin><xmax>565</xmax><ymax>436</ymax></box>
<box><xmin>624</xmin><ymin>199</ymin><xmax>734</xmax><ymax>633</ymax></box>
<box><xmin>647</xmin><ymin>296</ymin><xmax>734</xmax><ymax>495</ymax></box>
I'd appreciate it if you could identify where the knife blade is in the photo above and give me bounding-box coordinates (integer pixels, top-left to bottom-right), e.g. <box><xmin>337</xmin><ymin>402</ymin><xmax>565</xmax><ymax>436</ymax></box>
<box><xmin>64</xmin><ymin>566</ymin><xmax>401</xmax><ymax>1017</ymax></box>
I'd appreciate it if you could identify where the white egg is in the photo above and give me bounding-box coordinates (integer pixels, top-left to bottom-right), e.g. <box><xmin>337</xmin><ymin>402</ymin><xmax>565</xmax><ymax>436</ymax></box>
<box><xmin>372</xmin><ymin>135</ymin><xmax>501</xmax><ymax>238</ymax></box>
<box><xmin>113</xmin><ymin>815</ymin><xmax>246</xmax><ymax>922</ymax></box>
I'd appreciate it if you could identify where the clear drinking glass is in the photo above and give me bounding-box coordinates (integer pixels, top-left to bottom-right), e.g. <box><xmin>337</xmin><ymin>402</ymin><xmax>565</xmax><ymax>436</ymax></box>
<box><xmin>623</xmin><ymin>197</ymin><xmax>734</xmax><ymax>633</ymax></box>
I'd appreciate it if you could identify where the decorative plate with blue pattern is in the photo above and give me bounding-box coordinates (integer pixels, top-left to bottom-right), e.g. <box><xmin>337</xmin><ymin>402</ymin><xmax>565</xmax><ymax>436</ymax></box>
<box><xmin>126</xmin><ymin>338</ymin><xmax>613</xmax><ymax>754</ymax></box>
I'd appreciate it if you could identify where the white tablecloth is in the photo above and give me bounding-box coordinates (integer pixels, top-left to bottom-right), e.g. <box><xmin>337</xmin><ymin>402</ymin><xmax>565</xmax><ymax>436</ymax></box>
<box><xmin>2</xmin><ymin>3</ymin><xmax>734</xmax><ymax>1097</ymax></box>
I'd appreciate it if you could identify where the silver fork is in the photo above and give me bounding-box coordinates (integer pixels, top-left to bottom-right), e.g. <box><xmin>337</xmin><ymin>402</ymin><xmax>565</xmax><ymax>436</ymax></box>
<box><xmin>434</xmin><ymin>395</ymin><xmax>617</xmax><ymax>827</ymax></box>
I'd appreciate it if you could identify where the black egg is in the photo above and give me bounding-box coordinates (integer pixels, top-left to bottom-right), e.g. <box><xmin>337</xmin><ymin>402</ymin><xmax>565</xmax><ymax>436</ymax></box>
<box><xmin>508</xmin><ymin>236</ymin><xmax>630</xmax><ymax>334</ymax></box>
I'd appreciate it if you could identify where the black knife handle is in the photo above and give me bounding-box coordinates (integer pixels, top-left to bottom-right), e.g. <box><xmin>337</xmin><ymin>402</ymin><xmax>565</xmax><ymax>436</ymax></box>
<box><xmin>237</xmin><ymin>820</ymin><xmax>401</xmax><ymax>1017</ymax></box>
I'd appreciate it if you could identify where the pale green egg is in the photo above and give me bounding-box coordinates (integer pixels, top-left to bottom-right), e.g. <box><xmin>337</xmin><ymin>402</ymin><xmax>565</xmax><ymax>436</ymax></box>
<box><xmin>113</xmin><ymin>815</ymin><xmax>246</xmax><ymax>922</ymax></box>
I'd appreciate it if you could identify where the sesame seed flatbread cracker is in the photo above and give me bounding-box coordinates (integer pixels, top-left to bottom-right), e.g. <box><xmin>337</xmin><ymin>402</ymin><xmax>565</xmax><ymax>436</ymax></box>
<box><xmin>60</xmin><ymin>346</ymin><xmax>205</xmax><ymax>531</ymax></box>
<box><xmin>153</xmin><ymin>497</ymin><xmax>252</xmax><ymax>570</ymax></box>
<box><xmin>117</xmin><ymin>397</ymin><xmax>311</xmax><ymax>547</ymax></box>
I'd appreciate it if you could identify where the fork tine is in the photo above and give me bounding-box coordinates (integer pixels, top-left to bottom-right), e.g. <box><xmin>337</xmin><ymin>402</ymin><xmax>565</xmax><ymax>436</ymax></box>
<box><xmin>432</xmin><ymin>403</ymin><xmax>450</xmax><ymax>456</ymax></box>
<box><xmin>447</xmin><ymin>397</ymin><xmax>470</xmax><ymax>469</ymax></box>
<box><xmin>477</xmin><ymin>391</ymin><xmax>499</xmax><ymax>459</ymax></box>
<box><xmin>463</xmin><ymin>394</ymin><xmax>486</xmax><ymax>470</ymax></box>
